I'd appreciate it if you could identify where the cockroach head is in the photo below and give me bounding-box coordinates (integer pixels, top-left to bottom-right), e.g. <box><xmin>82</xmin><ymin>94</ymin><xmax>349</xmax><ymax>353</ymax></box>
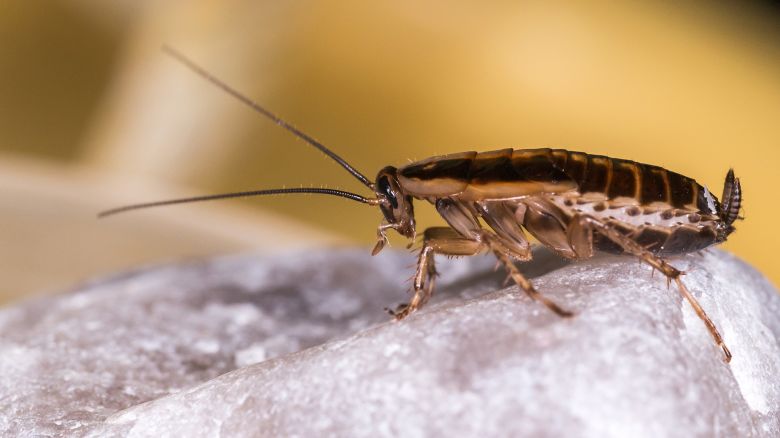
<box><xmin>375</xmin><ymin>166</ymin><xmax>416</xmax><ymax>238</ymax></box>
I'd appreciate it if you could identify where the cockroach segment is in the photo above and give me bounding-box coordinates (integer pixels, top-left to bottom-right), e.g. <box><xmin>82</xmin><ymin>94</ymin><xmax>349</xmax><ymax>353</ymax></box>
<box><xmin>100</xmin><ymin>47</ymin><xmax>742</xmax><ymax>363</ymax></box>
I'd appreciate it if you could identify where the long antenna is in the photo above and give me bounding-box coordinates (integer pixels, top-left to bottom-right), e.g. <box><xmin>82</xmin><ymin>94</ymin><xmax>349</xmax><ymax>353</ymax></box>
<box><xmin>162</xmin><ymin>45</ymin><xmax>374</xmax><ymax>188</ymax></box>
<box><xmin>99</xmin><ymin>188</ymin><xmax>379</xmax><ymax>218</ymax></box>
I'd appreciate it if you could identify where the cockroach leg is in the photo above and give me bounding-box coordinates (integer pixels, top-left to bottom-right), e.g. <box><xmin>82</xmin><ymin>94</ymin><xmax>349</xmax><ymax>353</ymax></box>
<box><xmin>483</xmin><ymin>233</ymin><xmax>574</xmax><ymax>318</ymax></box>
<box><xmin>391</xmin><ymin>225</ymin><xmax>574</xmax><ymax>319</ymax></box>
<box><xmin>412</xmin><ymin>246</ymin><xmax>437</xmax><ymax>298</ymax></box>
<box><xmin>572</xmin><ymin>214</ymin><xmax>732</xmax><ymax>363</ymax></box>
<box><xmin>673</xmin><ymin>276</ymin><xmax>731</xmax><ymax>361</ymax></box>
<box><xmin>390</xmin><ymin>227</ymin><xmax>482</xmax><ymax>320</ymax></box>
<box><xmin>372</xmin><ymin>221</ymin><xmax>396</xmax><ymax>256</ymax></box>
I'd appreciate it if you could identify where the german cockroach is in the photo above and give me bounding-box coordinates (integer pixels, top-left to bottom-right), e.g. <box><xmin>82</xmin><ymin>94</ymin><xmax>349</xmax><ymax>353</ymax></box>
<box><xmin>101</xmin><ymin>47</ymin><xmax>742</xmax><ymax>363</ymax></box>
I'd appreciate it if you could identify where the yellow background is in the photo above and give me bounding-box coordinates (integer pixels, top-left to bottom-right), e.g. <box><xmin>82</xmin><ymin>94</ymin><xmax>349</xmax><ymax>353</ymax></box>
<box><xmin>1</xmin><ymin>1</ymin><xmax>778</xmax><ymax>303</ymax></box>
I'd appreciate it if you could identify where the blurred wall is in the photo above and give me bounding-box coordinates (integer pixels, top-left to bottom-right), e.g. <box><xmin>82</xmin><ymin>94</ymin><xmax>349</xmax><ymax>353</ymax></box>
<box><xmin>1</xmin><ymin>1</ymin><xmax>778</xmax><ymax>302</ymax></box>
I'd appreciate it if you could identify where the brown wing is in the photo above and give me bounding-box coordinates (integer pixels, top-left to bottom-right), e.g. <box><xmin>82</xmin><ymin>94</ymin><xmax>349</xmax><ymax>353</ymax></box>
<box><xmin>398</xmin><ymin>148</ymin><xmax>577</xmax><ymax>200</ymax></box>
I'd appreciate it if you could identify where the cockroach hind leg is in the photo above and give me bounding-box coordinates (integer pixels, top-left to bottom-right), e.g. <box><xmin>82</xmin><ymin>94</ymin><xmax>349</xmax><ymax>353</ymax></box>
<box><xmin>540</xmin><ymin>297</ymin><xmax>575</xmax><ymax>318</ymax></box>
<box><xmin>720</xmin><ymin>342</ymin><xmax>733</xmax><ymax>363</ymax></box>
<box><xmin>579</xmin><ymin>214</ymin><xmax>732</xmax><ymax>362</ymax></box>
<box><xmin>673</xmin><ymin>276</ymin><xmax>732</xmax><ymax>363</ymax></box>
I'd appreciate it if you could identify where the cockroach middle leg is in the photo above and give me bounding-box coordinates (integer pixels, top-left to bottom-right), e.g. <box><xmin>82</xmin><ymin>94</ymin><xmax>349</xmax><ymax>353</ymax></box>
<box><xmin>483</xmin><ymin>233</ymin><xmax>574</xmax><ymax>318</ymax></box>
<box><xmin>572</xmin><ymin>214</ymin><xmax>732</xmax><ymax>362</ymax></box>
<box><xmin>389</xmin><ymin>227</ymin><xmax>481</xmax><ymax>319</ymax></box>
<box><xmin>436</xmin><ymin>198</ymin><xmax>571</xmax><ymax>316</ymax></box>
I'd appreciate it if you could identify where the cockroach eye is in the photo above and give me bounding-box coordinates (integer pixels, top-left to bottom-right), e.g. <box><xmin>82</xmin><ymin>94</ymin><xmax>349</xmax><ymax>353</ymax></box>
<box><xmin>378</xmin><ymin>176</ymin><xmax>398</xmax><ymax>209</ymax></box>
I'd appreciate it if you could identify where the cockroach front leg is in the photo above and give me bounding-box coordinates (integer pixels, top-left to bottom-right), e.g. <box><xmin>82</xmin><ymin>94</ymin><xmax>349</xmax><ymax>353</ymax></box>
<box><xmin>389</xmin><ymin>227</ymin><xmax>482</xmax><ymax>320</ymax></box>
<box><xmin>570</xmin><ymin>214</ymin><xmax>732</xmax><ymax>362</ymax></box>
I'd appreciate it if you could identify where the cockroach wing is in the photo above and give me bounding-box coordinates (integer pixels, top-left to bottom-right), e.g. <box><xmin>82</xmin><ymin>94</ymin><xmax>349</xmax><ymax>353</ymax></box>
<box><xmin>398</xmin><ymin>149</ymin><xmax>577</xmax><ymax>200</ymax></box>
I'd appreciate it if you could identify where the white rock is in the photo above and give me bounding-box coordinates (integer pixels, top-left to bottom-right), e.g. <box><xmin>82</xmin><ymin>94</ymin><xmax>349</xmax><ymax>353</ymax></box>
<box><xmin>0</xmin><ymin>248</ymin><xmax>777</xmax><ymax>437</ymax></box>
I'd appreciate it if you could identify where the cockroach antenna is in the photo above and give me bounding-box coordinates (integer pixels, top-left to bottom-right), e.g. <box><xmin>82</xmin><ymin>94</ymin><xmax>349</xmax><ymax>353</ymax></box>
<box><xmin>161</xmin><ymin>45</ymin><xmax>374</xmax><ymax>189</ymax></box>
<box><xmin>98</xmin><ymin>46</ymin><xmax>381</xmax><ymax>218</ymax></box>
<box><xmin>98</xmin><ymin>188</ymin><xmax>379</xmax><ymax>218</ymax></box>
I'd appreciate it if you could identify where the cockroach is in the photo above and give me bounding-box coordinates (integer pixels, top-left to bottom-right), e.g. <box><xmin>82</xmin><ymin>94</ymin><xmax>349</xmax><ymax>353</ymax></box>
<box><xmin>101</xmin><ymin>47</ymin><xmax>742</xmax><ymax>363</ymax></box>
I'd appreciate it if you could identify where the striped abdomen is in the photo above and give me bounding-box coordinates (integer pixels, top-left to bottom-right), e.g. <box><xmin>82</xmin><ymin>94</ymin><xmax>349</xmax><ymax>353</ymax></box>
<box><xmin>551</xmin><ymin>149</ymin><xmax>719</xmax><ymax>214</ymax></box>
<box><xmin>398</xmin><ymin>148</ymin><xmax>720</xmax><ymax>216</ymax></box>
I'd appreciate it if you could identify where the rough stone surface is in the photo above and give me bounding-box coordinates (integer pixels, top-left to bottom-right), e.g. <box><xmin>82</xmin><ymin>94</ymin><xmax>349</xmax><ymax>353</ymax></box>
<box><xmin>0</xmin><ymin>248</ymin><xmax>778</xmax><ymax>437</ymax></box>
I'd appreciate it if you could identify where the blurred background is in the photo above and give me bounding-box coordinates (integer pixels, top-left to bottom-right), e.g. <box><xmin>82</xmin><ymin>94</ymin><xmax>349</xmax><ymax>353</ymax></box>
<box><xmin>1</xmin><ymin>1</ymin><xmax>778</xmax><ymax>304</ymax></box>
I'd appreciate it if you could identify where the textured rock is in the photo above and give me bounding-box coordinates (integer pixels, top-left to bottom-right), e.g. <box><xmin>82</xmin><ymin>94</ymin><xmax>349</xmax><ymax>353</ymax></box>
<box><xmin>0</xmin><ymin>248</ymin><xmax>778</xmax><ymax>437</ymax></box>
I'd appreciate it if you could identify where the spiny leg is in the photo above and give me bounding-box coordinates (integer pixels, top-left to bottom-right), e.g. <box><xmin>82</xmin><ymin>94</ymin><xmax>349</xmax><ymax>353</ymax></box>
<box><xmin>439</xmin><ymin>197</ymin><xmax>571</xmax><ymax>316</ymax></box>
<box><xmin>572</xmin><ymin>214</ymin><xmax>731</xmax><ymax>362</ymax></box>
<box><xmin>482</xmin><ymin>232</ymin><xmax>574</xmax><ymax>318</ymax></box>
<box><xmin>387</xmin><ymin>245</ymin><xmax>435</xmax><ymax>319</ymax></box>
<box><xmin>389</xmin><ymin>227</ymin><xmax>482</xmax><ymax>320</ymax></box>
